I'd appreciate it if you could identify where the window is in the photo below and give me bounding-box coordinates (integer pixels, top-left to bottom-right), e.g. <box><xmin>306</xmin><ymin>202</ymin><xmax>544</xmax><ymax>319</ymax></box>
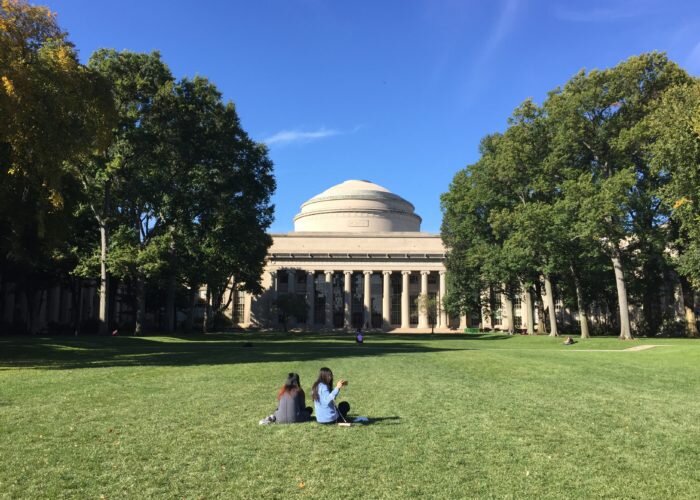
<box><xmin>409</xmin><ymin>294</ymin><xmax>418</xmax><ymax>325</ymax></box>
<box><xmin>492</xmin><ymin>292</ymin><xmax>502</xmax><ymax>323</ymax></box>
<box><xmin>233</xmin><ymin>290</ymin><xmax>246</xmax><ymax>323</ymax></box>
<box><xmin>314</xmin><ymin>274</ymin><xmax>326</xmax><ymax>324</ymax></box>
<box><xmin>428</xmin><ymin>292</ymin><xmax>437</xmax><ymax>324</ymax></box>
<box><xmin>278</xmin><ymin>271</ymin><xmax>288</xmax><ymax>293</ymax></box>
<box><xmin>391</xmin><ymin>275</ymin><xmax>402</xmax><ymax>325</ymax></box>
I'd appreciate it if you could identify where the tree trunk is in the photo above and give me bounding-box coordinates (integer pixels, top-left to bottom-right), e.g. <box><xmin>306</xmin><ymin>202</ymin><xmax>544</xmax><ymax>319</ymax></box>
<box><xmin>544</xmin><ymin>275</ymin><xmax>559</xmax><ymax>337</ymax></box>
<box><xmin>534</xmin><ymin>280</ymin><xmax>546</xmax><ymax>334</ymax></box>
<box><xmin>186</xmin><ymin>286</ymin><xmax>197</xmax><ymax>333</ymax></box>
<box><xmin>679</xmin><ymin>276</ymin><xmax>699</xmax><ymax>338</ymax></box>
<box><xmin>98</xmin><ymin>221</ymin><xmax>109</xmax><ymax>335</ymax></box>
<box><xmin>75</xmin><ymin>281</ymin><xmax>84</xmax><ymax>336</ymax></box>
<box><xmin>570</xmin><ymin>265</ymin><xmax>590</xmax><ymax>339</ymax></box>
<box><xmin>202</xmin><ymin>286</ymin><xmax>210</xmax><ymax>333</ymax></box>
<box><xmin>522</xmin><ymin>284</ymin><xmax>535</xmax><ymax>335</ymax></box>
<box><xmin>135</xmin><ymin>277</ymin><xmax>145</xmax><ymax>336</ymax></box>
<box><xmin>504</xmin><ymin>293</ymin><xmax>515</xmax><ymax>334</ymax></box>
<box><xmin>165</xmin><ymin>273</ymin><xmax>176</xmax><ymax>333</ymax></box>
<box><xmin>611</xmin><ymin>249</ymin><xmax>633</xmax><ymax>340</ymax></box>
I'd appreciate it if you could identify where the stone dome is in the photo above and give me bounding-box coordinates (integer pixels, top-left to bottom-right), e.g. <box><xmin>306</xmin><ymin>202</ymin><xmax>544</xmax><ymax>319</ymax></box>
<box><xmin>293</xmin><ymin>180</ymin><xmax>421</xmax><ymax>232</ymax></box>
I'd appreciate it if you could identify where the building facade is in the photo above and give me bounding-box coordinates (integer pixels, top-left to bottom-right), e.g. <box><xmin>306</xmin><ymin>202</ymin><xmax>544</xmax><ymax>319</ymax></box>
<box><xmin>237</xmin><ymin>179</ymin><xmax>462</xmax><ymax>331</ymax></box>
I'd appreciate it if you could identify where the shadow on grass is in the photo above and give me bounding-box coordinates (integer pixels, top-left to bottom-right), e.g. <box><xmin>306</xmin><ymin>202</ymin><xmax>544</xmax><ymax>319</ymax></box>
<box><xmin>0</xmin><ymin>333</ymin><xmax>480</xmax><ymax>370</ymax></box>
<box><xmin>363</xmin><ymin>416</ymin><xmax>401</xmax><ymax>426</ymax></box>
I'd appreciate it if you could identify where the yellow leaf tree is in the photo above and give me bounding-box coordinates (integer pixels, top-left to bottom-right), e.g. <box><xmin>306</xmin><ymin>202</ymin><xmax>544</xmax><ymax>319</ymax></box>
<box><xmin>1</xmin><ymin>0</ymin><xmax>113</xmax><ymax>332</ymax></box>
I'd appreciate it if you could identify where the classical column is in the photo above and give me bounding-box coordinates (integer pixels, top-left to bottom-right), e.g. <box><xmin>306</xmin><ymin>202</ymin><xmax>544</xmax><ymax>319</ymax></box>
<box><xmin>382</xmin><ymin>271</ymin><xmax>391</xmax><ymax>331</ymax></box>
<box><xmin>61</xmin><ymin>289</ymin><xmax>72</xmax><ymax>324</ymax></box>
<box><xmin>460</xmin><ymin>314</ymin><xmax>467</xmax><ymax>330</ymax></box>
<box><xmin>86</xmin><ymin>285</ymin><xmax>95</xmax><ymax>318</ymax></box>
<box><xmin>439</xmin><ymin>271</ymin><xmax>447</xmax><ymax>329</ymax></box>
<box><xmin>227</xmin><ymin>278</ymin><xmax>236</xmax><ymax>320</ymax></box>
<box><xmin>306</xmin><ymin>271</ymin><xmax>315</xmax><ymax>329</ymax></box>
<box><xmin>363</xmin><ymin>271</ymin><xmax>372</xmax><ymax>330</ymax></box>
<box><xmin>270</xmin><ymin>271</ymin><xmax>278</xmax><ymax>300</ymax></box>
<box><xmin>49</xmin><ymin>285</ymin><xmax>61</xmax><ymax>324</ymax></box>
<box><xmin>401</xmin><ymin>271</ymin><xmax>410</xmax><ymax>329</ymax></box>
<box><xmin>36</xmin><ymin>289</ymin><xmax>48</xmax><ymax>332</ymax></box>
<box><xmin>418</xmin><ymin>271</ymin><xmax>429</xmax><ymax>328</ymax></box>
<box><xmin>502</xmin><ymin>292</ymin><xmax>514</xmax><ymax>333</ymax></box>
<box><xmin>267</xmin><ymin>271</ymin><xmax>279</xmax><ymax>325</ymax></box>
<box><xmin>244</xmin><ymin>292</ymin><xmax>252</xmax><ymax>326</ymax></box>
<box><xmin>343</xmin><ymin>271</ymin><xmax>352</xmax><ymax>330</ymax></box>
<box><xmin>324</xmin><ymin>271</ymin><xmax>333</xmax><ymax>329</ymax></box>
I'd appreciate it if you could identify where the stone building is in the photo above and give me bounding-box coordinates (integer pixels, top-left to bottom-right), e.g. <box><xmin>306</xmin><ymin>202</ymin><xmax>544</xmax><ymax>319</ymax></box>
<box><xmin>237</xmin><ymin>179</ymin><xmax>460</xmax><ymax>331</ymax></box>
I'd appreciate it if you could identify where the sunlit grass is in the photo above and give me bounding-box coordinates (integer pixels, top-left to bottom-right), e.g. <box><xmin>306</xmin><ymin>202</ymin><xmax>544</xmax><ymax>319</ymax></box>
<box><xmin>1</xmin><ymin>333</ymin><xmax>698</xmax><ymax>498</ymax></box>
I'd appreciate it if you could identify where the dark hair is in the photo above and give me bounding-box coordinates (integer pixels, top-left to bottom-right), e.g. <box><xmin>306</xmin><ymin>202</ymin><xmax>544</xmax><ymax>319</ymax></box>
<box><xmin>311</xmin><ymin>367</ymin><xmax>334</xmax><ymax>402</ymax></box>
<box><xmin>277</xmin><ymin>372</ymin><xmax>302</xmax><ymax>400</ymax></box>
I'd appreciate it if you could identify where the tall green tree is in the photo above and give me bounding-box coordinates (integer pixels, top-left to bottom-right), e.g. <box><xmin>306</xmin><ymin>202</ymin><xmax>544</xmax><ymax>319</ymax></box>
<box><xmin>84</xmin><ymin>49</ymin><xmax>174</xmax><ymax>335</ymax></box>
<box><xmin>487</xmin><ymin>100</ymin><xmax>565</xmax><ymax>336</ymax></box>
<box><xmin>545</xmin><ymin>52</ymin><xmax>691</xmax><ymax>339</ymax></box>
<box><xmin>441</xmin><ymin>136</ymin><xmax>508</xmax><ymax>328</ymax></box>
<box><xmin>138</xmin><ymin>76</ymin><xmax>274</xmax><ymax>333</ymax></box>
<box><xmin>645</xmin><ymin>81</ymin><xmax>700</xmax><ymax>336</ymax></box>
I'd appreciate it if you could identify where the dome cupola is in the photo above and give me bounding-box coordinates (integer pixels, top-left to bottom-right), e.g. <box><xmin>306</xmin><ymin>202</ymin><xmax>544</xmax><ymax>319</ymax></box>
<box><xmin>293</xmin><ymin>180</ymin><xmax>421</xmax><ymax>232</ymax></box>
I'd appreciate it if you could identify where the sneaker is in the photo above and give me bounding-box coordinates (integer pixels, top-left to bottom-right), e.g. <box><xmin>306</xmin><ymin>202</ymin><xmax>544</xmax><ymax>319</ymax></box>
<box><xmin>259</xmin><ymin>418</ymin><xmax>270</xmax><ymax>425</ymax></box>
<box><xmin>259</xmin><ymin>415</ymin><xmax>275</xmax><ymax>425</ymax></box>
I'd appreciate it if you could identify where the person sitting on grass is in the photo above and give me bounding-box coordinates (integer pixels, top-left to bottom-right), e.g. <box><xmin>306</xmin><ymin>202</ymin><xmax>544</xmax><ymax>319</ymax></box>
<box><xmin>563</xmin><ymin>336</ymin><xmax>575</xmax><ymax>345</ymax></box>
<box><xmin>259</xmin><ymin>373</ymin><xmax>312</xmax><ymax>425</ymax></box>
<box><xmin>355</xmin><ymin>328</ymin><xmax>364</xmax><ymax>344</ymax></box>
<box><xmin>312</xmin><ymin>367</ymin><xmax>350</xmax><ymax>424</ymax></box>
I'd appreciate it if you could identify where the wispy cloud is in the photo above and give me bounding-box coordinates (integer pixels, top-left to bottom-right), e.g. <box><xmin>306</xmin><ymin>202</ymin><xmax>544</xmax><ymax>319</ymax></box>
<box><xmin>263</xmin><ymin>125</ymin><xmax>363</xmax><ymax>147</ymax></box>
<box><xmin>263</xmin><ymin>127</ymin><xmax>341</xmax><ymax>146</ymax></box>
<box><xmin>554</xmin><ymin>1</ymin><xmax>648</xmax><ymax>23</ymax></box>
<box><xmin>459</xmin><ymin>0</ymin><xmax>521</xmax><ymax>108</ymax></box>
<box><xmin>479</xmin><ymin>0</ymin><xmax>520</xmax><ymax>65</ymax></box>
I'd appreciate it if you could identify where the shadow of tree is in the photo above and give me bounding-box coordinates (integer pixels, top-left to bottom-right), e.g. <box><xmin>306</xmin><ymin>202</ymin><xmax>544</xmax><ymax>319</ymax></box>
<box><xmin>456</xmin><ymin>333</ymin><xmax>513</xmax><ymax>340</ymax></box>
<box><xmin>0</xmin><ymin>333</ymin><xmax>482</xmax><ymax>370</ymax></box>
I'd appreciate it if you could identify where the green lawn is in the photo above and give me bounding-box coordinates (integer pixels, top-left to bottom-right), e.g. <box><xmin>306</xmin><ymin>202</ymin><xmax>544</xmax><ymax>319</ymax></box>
<box><xmin>1</xmin><ymin>333</ymin><xmax>698</xmax><ymax>499</ymax></box>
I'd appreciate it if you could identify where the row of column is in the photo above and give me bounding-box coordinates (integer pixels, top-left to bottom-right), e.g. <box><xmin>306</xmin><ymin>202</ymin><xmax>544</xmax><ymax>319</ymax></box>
<box><xmin>1</xmin><ymin>283</ymin><xmax>102</xmax><ymax>330</ymax></box>
<box><xmin>270</xmin><ymin>270</ymin><xmax>448</xmax><ymax>330</ymax></box>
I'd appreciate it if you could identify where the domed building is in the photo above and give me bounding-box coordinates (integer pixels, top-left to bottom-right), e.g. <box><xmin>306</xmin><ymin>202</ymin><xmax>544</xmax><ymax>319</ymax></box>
<box><xmin>293</xmin><ymin>180</ymin><xmax>422</xmax><ymax>233</ymax></box>
<box><xmin>237</xmin><ymin>180</ymin><xmax>463</xmax><ymax>331</ymax></box>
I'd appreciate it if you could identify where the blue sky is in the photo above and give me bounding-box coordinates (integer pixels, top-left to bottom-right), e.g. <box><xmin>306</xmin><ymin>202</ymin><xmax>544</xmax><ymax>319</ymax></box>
<box><xmin>45</xmin><ymin>0</ymin><xmax>700</xmax><ymax>233</ymax></box>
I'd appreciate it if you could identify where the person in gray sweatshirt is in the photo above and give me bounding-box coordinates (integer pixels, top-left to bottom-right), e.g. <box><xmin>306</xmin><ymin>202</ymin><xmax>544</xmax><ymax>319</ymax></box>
<box><xmin>259</xmin><ymin>373</ymin><xmax>312</xmax><ymax>424</ymax></box>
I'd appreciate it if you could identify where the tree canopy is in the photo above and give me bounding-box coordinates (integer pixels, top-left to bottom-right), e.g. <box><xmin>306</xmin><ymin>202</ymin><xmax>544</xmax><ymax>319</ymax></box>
<box><xmin>442</xmin><ymin>52</ymin><xmax>699</xmax><ymax>338</ymax></box>
<box><xmin>1</xmin><ymin>1</ymin><xmax>275</xmax><ymax>335</ymax></box>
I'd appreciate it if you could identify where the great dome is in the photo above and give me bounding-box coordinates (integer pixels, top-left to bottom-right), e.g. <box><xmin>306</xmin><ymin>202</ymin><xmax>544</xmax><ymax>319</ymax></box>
<box><xmin>293</xmin><ymin>179</ymin><xmax>422</xmax><ymax>232</ymax></box>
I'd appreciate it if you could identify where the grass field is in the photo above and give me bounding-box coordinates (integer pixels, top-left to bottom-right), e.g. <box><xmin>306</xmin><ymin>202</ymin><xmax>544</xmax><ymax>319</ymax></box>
<box><xmin>1</xmin><ymin>333</ymin><xmax>699</xmax><ymax>499</ymax></box>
